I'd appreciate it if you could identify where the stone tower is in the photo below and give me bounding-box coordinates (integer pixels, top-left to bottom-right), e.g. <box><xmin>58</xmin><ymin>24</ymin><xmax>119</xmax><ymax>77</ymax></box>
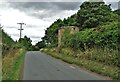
<box><xmin>58</xmin><ymin>26</ymin><xmax>79</xmax><ymax>49</ymax></box>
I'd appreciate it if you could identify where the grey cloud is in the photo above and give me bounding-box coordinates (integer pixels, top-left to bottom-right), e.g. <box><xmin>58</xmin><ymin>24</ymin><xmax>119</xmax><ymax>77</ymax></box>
<box><xmin>29</xmin><ymin>9</ymin><xmax>63</xmax><ymax>19</ymax></box>
<box><xmin>11</xmin><ymin>34</ymin><xmax>19</xmax><ymax>37</ymax></box>
<box><xmin>5</xmin><ymin>0</ymin><xmax>83</xmax><ymax>2</ymax></box>
<box><xmin>25</xmin><ymin>24</ymin><xmax>40</xmax><ymax>28</ymax></box>
<box><xmin>9</xmin><ymin>2</ymin><xmax>80</xmax><ymax>11</ymax></box>
<box><xmin>6</xmin><ymin>26</ymin><xmax>17</xmax><ymax>28</ymax></box>
<box><xmin>106</xmin><ymin>2</ymin><xmax>119</xmax><ymax>10</ymax></box>
<box><xmin>51</xmin><ymin>2</ymin><xmax>80</xmax><ymax>10</ymax></box>
<box><xmin>30</xmin><ymin>35</ymin><xmax>41</xmax><ymax>39</ymax></box>
<box><xmin>118</xmin><ymin>1</ymin><xmax>120</xmax><ymax>9</ymax></box>
<box><xmin>8</xmin><ymin>1</ymin><xmax>119</xmax><ymax>19</ymax></box>
<box><xmin>8</xmin><ymin>2</ymin><xmax>81</xmax><ymax>19</ymax></box>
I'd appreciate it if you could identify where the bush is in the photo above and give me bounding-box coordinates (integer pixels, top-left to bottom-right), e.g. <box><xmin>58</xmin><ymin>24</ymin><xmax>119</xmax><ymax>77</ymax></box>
<box><xmin>61</xmin><ymin>21</ymin><xmax>119</xmax><ymax>67</ymax></box>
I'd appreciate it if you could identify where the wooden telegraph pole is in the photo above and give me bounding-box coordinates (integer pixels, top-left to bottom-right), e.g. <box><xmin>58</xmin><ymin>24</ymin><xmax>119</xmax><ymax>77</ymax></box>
<box><xmin>17</xmin><ymin>23</ymin><xmax>26</xmax><ymax>39</ymax></box>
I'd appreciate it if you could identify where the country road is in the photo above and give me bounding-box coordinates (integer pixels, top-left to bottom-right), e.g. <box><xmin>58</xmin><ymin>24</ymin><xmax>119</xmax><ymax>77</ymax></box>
<box><xmin>23</xmin><ymin>51</ymin><xmax>106</xmax><ymax>80</ymax></box>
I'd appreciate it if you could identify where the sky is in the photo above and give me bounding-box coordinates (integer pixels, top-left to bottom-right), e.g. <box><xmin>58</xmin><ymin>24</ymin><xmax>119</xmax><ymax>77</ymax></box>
<box><xmin>0</xmin><ymin>0</ymin><xmax>119</xmax><ymax>45</ymax></box>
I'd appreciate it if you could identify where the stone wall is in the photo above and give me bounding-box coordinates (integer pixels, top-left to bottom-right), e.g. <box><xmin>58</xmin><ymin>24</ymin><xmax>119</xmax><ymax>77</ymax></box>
<box><xmin>58</xmin><ymin>26</ymin><xmax>79</xmax><ymax>48</ymax></box>
<box><xmin>58</xmin><ymin>28</ymin><xmax>64</xmax><ymax>48</ymax></box>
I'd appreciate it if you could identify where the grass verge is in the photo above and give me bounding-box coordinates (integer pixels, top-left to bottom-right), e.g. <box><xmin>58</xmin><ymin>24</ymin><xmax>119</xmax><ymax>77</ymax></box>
<box><xmin>42</xmin><ymin>48</ymin><xmax>119</xmax><ymax>80</ymax></box>
<box><xmin>2</xmin><ymin>48</ymin><xmax>26</xmax><ymax>80</ymax></box>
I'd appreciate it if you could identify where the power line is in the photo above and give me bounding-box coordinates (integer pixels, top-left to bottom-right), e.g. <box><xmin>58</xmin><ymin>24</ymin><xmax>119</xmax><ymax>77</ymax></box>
<box><xmin>17</xmin><ymin>23</ymin><xmax>26</xmax><ymax>39</ymax></box>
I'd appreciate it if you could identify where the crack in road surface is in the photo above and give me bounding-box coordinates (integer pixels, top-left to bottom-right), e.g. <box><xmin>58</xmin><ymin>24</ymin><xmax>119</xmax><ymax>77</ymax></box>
<box><xmin>23</xmin><ymin>51</ymin><xmax>106</xmax><ymax>80</ymax></box>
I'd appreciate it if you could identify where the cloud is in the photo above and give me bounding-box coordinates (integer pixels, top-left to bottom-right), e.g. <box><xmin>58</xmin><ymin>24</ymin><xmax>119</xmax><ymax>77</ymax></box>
<box><xmin>3</xmin><ymin>0</ymin><xmax>85</xmax><ymax>2</ymax></box>
<box><xmin>6</xmin><ymin>1</ymin><xmax>119</xmax><ymax>20</ymax></box>
<box><xmin>10</xmin><ymin>34</ymin><xmax>20</xmax><ymax>37</ymax></box>
<box><xmin>106</xmin><ymin>2</ymin><xmax>119</xmax><ymax>10</ymax></box>
<box><xmin>7</xmin><ymin>1</ymin><xmax>119</xmax><ymax>20</ymax></box>
<box><xmin>7</xmin><ymin>2</ymin><xmax>81</xmax><ymax>19</ymax></box>
<box><xmin>118</xmin><ymin>0</ymin><xmax>120</xmax><ymax>9</ymax></box>
<box><xmin>3</xmin><ymin>0</ymin><xmax>120</xmax><ymax>2</ymax></box>
<box><xmin>8</xmin><ymin>2</ymin><xmax>81</xmax><ymax>11</ymax></box>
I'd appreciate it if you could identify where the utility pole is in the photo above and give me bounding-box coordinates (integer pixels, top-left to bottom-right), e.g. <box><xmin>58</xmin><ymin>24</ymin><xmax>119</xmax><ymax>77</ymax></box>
<box><xmin>17</xmin><ymin>23</ymin><xmax>26</xmax><ymax>39</ymax></box>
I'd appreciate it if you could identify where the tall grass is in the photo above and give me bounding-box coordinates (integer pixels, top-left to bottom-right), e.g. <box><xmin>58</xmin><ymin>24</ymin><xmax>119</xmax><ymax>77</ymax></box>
<box><xmin>42</xmin><ymin>47</ymin><xmax>119</xmax><ymax>79</ymax></box>
<box><xmin>2</xmin><ymin>48</ymin><xmax>26</xmax><ymax>80</ymax></box>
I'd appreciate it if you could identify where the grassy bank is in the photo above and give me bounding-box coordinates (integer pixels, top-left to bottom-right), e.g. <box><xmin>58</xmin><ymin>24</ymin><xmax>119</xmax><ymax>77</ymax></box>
<box><xmin>42</xmin><ymin>48</ymin><xmax>119</xmax><ymax>80</ymax></box>
<box><xmin>2</xmin><ymin>48</ymin><xmax>26</xmax><ymax>80</ymax></box>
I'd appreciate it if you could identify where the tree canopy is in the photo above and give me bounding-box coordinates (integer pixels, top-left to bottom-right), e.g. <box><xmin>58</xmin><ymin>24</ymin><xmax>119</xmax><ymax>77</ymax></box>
<box><xmin>18</xmin><ymin>36</ymin><xmax>32</xmax><ymax>50</ymax></box>
<box><xmin>39</xmin><ymin>0</ymin><xmax>120</xmax><ymax>49</ymax></box>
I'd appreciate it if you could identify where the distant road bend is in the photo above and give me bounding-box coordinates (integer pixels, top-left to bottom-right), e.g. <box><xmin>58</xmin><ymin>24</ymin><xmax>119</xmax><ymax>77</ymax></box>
<box><xmin>23</xmin><ymin>51</ymin><xmax>106</xmax><ymax>80</ymax></box>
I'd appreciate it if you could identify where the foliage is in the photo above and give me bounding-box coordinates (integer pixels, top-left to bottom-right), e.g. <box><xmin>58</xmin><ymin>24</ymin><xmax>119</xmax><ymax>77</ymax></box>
<box><xmin>2</xmin><ymin>49</ymin><xmax>26</xmax><ymax>80</ymax></box>
<box><xmin>41</xmin><ymin>0</ymin><xmax>120</xmax><ymax>49</ymax></box>
<box><xmin>35</xmin><ymin>41</ymin><xmax>46</xmax><ymax>49</ymax></box>
<box><xmin>62</xmin><ymin>21</ymin><xmax>120</xmax><ymax>50</ymax></box>
<box><xmin>42</xmin><ymin>48</ymin><xmax>119</xmax><ymax>79</ymax></box>
<box><xmin>42</xmin><ymin>19</ymin><xmax>63</xmax><ymax>47</ymax></box>
<box><xmin>63</xmin><ymin>14</ymin><xmax>78</xmax><ymax>26</ymax></box>
<box><xmin>2</xmin><ymin>29</ymin><xmax>32</xmax><ymax>57</ymax></box>
<box><xmin>2</xmin><ymin>30</ymin><xmax>15</xmax><ymax>47</ymax></box>
<box><xmin>40</xmin><ymin>1</ymin><xmax>120</xmax><ymax>79</ymax></box>
<box><xmin>30</xmin><ymin>45</ymin><xmax>39</xmax><ymax>51</ymax></box>
<box><xmin>114</xmin><ymin>9</ymin><xmax>120</xmax><ymax>15</ymax></box>
<box><xmin>77</xmin><ymin>1</ymin><xmax>114</xmax><ymax>28</ymax></box>
<box><xmin>1</xmin><ymin>29</ymin><xmax>27</xmax><ymax>80</ymax></box>
<box><xmin>41</xmin><ymin>13</ymin><xmax>79</xmax><ymax>48</ymax></box>
<box><xmin>2</xmin><ymin>30</ymin><xmax>17</xmax><ymax>57</ymax></box>
<box><xmin>18</xmin><ymin>36</ymin><xmax>32</xmax><ymax>50</ymax></box>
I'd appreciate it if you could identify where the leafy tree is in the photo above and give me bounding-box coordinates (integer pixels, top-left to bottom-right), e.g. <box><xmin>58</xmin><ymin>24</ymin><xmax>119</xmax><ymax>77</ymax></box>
<box><xmin>43</xmin><ymin>19</ymin><xmax>63</xmax><ymax>47</ymax></box>
<box><xmin>114</xmin><ymin>9</ymin><xmax>120</xmax><ymax>15</ymax></box>
<box><xmin>35</xmin><ymin>41</ymin><xmax>46</xmax><ymax>49</ymax></box>
<box><xmin>77</xmin><ymin>0</ymin><xmax>112</xmax><ymax>28</ymax></box>
<box><xmin>2</xmin><ymin>29</ymin><xmax>18</xmax><ymax>57</ymax></box>
<box><xmin>63</xmin><ymin>14</ymin><xmax>78</xmax><ymax>26</ymax></box>
<box><xmin>41</xmin><ymin>0</ymin><xmax>120</xmax><ymax>53</ymax></box>
<box><xmin>2</xmin><ymin>30</ymin><xmax>15</xmax><ymax>47</ymax></box>
<box><xmin>18</xmin><ymin>36</ymin><xmax>32</xmax><ymax>50</ymax></box>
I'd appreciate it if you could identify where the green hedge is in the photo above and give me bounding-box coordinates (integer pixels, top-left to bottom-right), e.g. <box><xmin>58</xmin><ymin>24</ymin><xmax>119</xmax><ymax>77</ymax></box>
<box><xmin>62</xmin><ymin>21</ymin><xmax>120</xmax><ymax>67</ymax></box>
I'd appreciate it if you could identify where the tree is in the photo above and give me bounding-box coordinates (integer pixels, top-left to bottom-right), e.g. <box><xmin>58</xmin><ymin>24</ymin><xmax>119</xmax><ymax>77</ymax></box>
<box><xmin>43</xmin><ymin>19</ymin><xmax>63</xmax><ymax>47</ymax></box>
<box><xmin>77</xmin><ymin>0</ymin><xmax>112</xmax><ymax>28</ymax></box>
<box><xmin>114</xmin><ymin>9</ymin><xmax>120</xmax><ymax>15</ymax></box>
<box><xmin>63</xmin><ymin>14</ymin><xmax>78</xmax><ymax>26</ymax></box>
<box><xmin>18</xmin><ymin>36</ymin><xmax>32</xmax><ymax>50</ymax></box>
<box><xmin>35</xmin><ymin>41</ymin><xmax>46</xmax><ymax>49</ymax></box>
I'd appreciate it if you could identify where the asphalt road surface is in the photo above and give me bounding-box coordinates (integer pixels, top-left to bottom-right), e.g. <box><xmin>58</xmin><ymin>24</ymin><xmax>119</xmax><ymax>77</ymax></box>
<box><xmin>23</xmin><ymin>51</ymin><xmax>106</xmax><ymax>80</ymax></box>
